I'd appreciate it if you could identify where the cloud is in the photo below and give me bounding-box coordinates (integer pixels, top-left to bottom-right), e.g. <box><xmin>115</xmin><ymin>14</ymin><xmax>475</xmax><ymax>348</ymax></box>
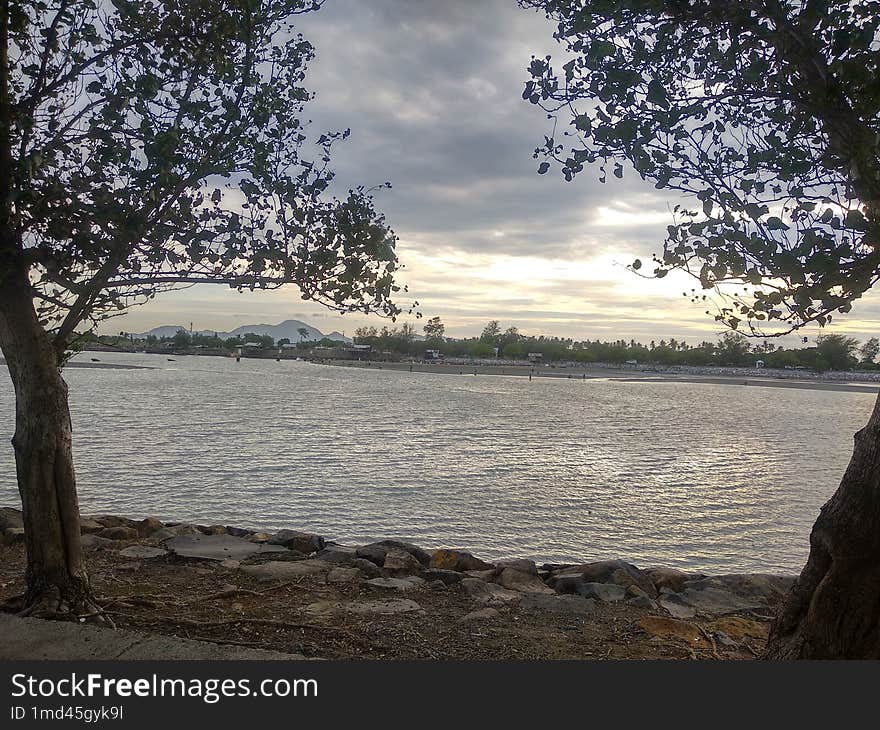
<box><xmin>108</xmin><ymin>0</ymin><xmax>880</xmax><ymax>345</ymax></box>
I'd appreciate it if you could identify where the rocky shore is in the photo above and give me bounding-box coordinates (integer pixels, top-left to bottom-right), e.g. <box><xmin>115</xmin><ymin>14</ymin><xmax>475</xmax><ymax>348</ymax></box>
<box><xmin>0</xmin><ymin>507</ymin><xmax>794</xmax><ymax>659</ymax></box>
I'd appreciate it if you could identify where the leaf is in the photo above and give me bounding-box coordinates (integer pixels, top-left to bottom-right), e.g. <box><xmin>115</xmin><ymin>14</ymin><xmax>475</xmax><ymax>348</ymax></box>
<box><xmin>765</xmin><ymin>216</ymin><xmax>789</xmax><ymax>231</ymax></box>
<box><xmin>538</xmin><ymin>162</ymin><xmax>550</xmax><ymax>174</ymax></box>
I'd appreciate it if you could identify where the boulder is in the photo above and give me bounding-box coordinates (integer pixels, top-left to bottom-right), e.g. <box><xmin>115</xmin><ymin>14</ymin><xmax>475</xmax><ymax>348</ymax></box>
<box><xmin>658</xmin><ymin>575</ymin><xmax>787</xmax><ymax>617</ymax></box>
<box><xmin>356</xmin><ymin>540</ymin><xmax>431</xmax><ymax>567</ymax></box>
<box><xmin>80</xmin><ymin>534</ymin><xmax>114</xmax><ymax>551</ymax></box>
<box><xmin>160</xmin><ymin>524</ymin><xmax>202</xmax><ymax>538</ymax></box>
<box><xmin>422</xmin><ymin>568</ymin><xmax>463</xmax><ymax>585</ymax></box>
<box><xmin>659</xmin><ymin>593</ymin><xmax>697</xmax><ymax>619</ymax></box>
<box><xmin>78</xmin><ymin>518</ymin><xmax>104</xmax><ymax>535</ymax></box>
<box><xmin>118</xmin><ymin>545</ymin><xmax>167</xmax><ymax>560</ymax></box>
<box><xmin>166</xmin><ymin>534</ymin><xmax>288</xmax><ymax>562</ymax></box>
<box><xmin>93</xmin><ymin>515</ymin><xmax>134</xmax><ymax>529</ymax></box>
<box><xmin>383</xmin><ymin>548</ymin><xmax>422</xmax><ymax>576</ymax></box>
<box><xmin>708</xmin><ymin>616</ymin><xmax>770</xmax><ymax>641</ymax></box>
<box><xmin>0</xmin><ymin>507</ymin><xmax>23</xmax><ymax>531</ymax></box>
<box><xmin>365</xmin><ymin>576</ymin><xmax>425</xmax><ymax>591</ymax></box>
<box><xmin>458</xmin><ymin>607</ymin><xmax>500</xmax><ymax>623</ymax></box>
<box><xmin>327</xmin><ymin>567</ymin><xmax>364</xmax><ymax>584</ymax></box>
<box><xmin>551</xmin><ymin>560</ymin><xmax>657</xmax><ymax>597</ymax></box>
<box><xmin>240</xmin><ymin>560</ymin><xmax>330</xmax><ymax>581</ymax></box>
<box><xmin>460</xmin><ymin>577</ymin><xmax>520</xmax><ymax>605</ymax></box>
<box><xmin>199</xmin><ymin>525</ymin><xmax>227</xmax><ymax>536</ymax></box>
<box><xmin>311</xmin><ymin>550</ymin><xmax>383</xmax><ymax>578</ymax></box>
<box><xmin>430</xmin><ymin>549</ymin><xmax>494</xmax><ymax>572</ymax></box>
<box><xmin>517</xmin><ymin>594</ymin><xmax>596</xmax><ymax>616</ymax></box>
<box><xmin>225</xmin><ymin>526</ymin><xmax>255</xmax><ymax>538</ymax></box>
<box><xmin>645</xmin><ymin>567</ymin><xmax>690</xmax><ymax>594</ymax></box>
<box><xmin>464</xmin><ymin>568</ymin><xmax>501</xmax><ymax>581</ymax></box>
<box><xmin>135</xmin><ymin>517</ymin><xmax>164</xmax><ymax>538</ymax></box>
<box><xmin>497</xmin><ymin>567</ymin><xmax>554</xmax><ymax>594</ymax></box>
<box><xmin>577</xmin><ymin>582</ymin><xmax>626</xmax><ymax>603</ymax></box>
<box><xmin>626</xmin><ymin>595</ymin><xmax>657</xmax><ymax>610</ymax></box>
<box><xmin>266</xmin><ymin>530</ymin><xmax>325</xmax><ymax>554</ymax></box>
<box><xmin>496</xmin><ymin>558</ymin><xmax>538</xmax><ymax>576</ymax></box>
<box><xmin>638</xmin><ymin>616</ymin><xmax>709</xmax><ymax>648</ymax></box>
<box><xmin>247</xmin><ymin>532</ymin><xmax>272</xmax><ymax>543</ymax></box>
<box><xmin>305</xmin><ymin>598</ymin><xmax>424</xmax><ymax>616</ymax></box>
<box><xmin>97</xmin><ymin>526</ymin><xmax>138</xmax><ymax>541</ymax></box>
<box><xmin>149</xmin><ymin>527</ymin><xmax>177</xmax><ymax>541</ymax></box>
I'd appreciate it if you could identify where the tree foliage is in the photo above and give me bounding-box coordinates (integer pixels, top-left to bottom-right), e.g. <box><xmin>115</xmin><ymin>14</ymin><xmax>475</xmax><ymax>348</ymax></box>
<box><xmin>521</xmin><ymin>0</ymin><xmax>880</xmax><ymax>334</ymax></box>
<box><xmin>2</xmin><ymin>0</ymin><xmax>403</xmax><ymax>363</ymax></box>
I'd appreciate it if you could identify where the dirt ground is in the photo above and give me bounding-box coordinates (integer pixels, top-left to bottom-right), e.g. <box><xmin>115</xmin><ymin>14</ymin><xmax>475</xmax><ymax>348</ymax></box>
<box><xmin>0</xmin><ymin>543</ymin><xmax>774</xmax><ymax>660</ymax></box>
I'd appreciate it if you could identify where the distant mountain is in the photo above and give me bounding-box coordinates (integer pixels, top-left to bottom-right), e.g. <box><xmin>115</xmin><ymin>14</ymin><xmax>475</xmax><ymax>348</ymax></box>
<box><xmin>134</xmin><ymin>319</ymin><xmax>352</xmax><ymax>343</ymax></box>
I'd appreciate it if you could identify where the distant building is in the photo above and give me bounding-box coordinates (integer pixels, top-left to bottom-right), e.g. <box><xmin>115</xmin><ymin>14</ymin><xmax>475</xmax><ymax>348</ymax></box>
<box><xmin>527</xmin><ymin>352</ymin><xmax>544</xmax><ymax>363</ymax></box>
<box><xmin>424</xmin><ymin>349</ymin><xmax>442</xmax><ymax>361</ymax></box>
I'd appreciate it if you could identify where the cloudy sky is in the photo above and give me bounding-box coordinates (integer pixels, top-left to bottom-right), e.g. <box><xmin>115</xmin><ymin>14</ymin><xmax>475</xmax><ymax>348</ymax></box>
<box><xmin>109</xmin><ymin>0</ymin><xmax>879</xmax><ymax>345</ymax></box>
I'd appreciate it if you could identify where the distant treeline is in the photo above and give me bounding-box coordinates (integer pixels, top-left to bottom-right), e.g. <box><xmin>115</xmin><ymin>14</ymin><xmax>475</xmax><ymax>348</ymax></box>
<box><xmin>87</xmin><ymin>319</ymin><xmax>880</xmax><ymax>372</ymax></box>
<box><xmin>352</xmin><ymin>320</ymin><xmax>879</xmax><ymax>372</ymax></box>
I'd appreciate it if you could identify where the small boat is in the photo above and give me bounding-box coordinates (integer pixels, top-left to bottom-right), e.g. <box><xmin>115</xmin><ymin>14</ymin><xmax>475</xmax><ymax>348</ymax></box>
<box><xmin>167</xmin><ymin>358</ymin><xmax>176</xmax><ymax>362</ymax></box>
<box><xmin>90</xmin><ymin>358</ymin><xmax>100</xmax><ymax>362</ymax></box>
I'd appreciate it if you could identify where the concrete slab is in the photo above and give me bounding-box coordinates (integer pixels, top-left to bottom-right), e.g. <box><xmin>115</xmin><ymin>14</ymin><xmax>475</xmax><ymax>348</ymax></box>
<box><xmin>0</xmin><ymin>613</ymin><xmax>307</xmax><ymax>660</ymax></box>
<box><xmin>165</xmin><ymin>534</ymin><xmax>288</xmax><ymax>561</ymax></box>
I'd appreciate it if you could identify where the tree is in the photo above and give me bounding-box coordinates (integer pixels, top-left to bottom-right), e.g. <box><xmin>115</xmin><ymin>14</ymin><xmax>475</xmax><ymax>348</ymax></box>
<box><xmin>816</xmin><ymin>333</ymin><xmax>859</xmax><ymax>371</ymax></box>
<box><xmin>0</xmin><ymin>0</ymin><xmax>402</xmax><ymax>619</ymax></box>
<box><xmin>297</xmin><ymin>327</ymin><xmax>310</xmax><ymax>343</ymax></box>
<box><xmin>859</xmin><ymin>337</ymin><xmax>880</xmax><ymax>365</ymax></box>
<box><xmin>423</xmin><ymin>315</ymin><xmax>445</xmax><ymax>340</ymax></box>
<box><xmin>715</xmin><ymin>331</ymin><xmax>752</xmax><ymax>366</ymax></box>
<box><xmin>522</xmin><ymin>0</ymin><xmax>880</xmax><ymax>658</ymax></box>
<box><xmin>171</xmin><ymin>328</ymin><xmax>192</xmax><ymax>348</ymax></box>
<box><xmin>480</xmin><ymin>320</ymin><xmax>502</xmax><ymax>343</ymax></box>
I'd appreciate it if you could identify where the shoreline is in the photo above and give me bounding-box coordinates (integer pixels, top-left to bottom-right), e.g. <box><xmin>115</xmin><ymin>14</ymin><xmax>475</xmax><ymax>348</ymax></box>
<box><xmin>315</xmin><ymin>359</ymin><xmax>880</xmax><ymax>393</ymax></box>
<box><xmin>1</xmin><ymin>507</ymin><xmax>791</xmax><ymax>659</ymax></box>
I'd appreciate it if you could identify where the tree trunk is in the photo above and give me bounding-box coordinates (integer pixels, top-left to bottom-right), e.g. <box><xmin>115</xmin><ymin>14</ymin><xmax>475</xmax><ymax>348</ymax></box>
<box><xmin>766</xmin><ymin>390</ymin><xmax>880</xmax><ymax>658</ymax></box>
<box><xmin>0</xmin><ymin>264</ymin><xmax>96</xmax><ymax>619</ymax></box>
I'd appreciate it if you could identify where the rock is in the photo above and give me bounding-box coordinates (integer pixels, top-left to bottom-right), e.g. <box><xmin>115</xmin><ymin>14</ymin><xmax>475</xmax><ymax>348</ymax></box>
<box><xmin>305</xmin><ymin>598</ymin><xmax>424</xmax><ymax>616</ymax></box>
<box><xmin>626</xmin><ymin>584</ymin><xmax>649</xmax><ymax>599</ymax></box>
<box><xmin>365</xmin><ymin>576</ymin><xmax>425</xmax><ymax>591</ymax></box>
<box><xmin>118</xmin><ymin>545</ymin><xmax>167</xmax><ymax>559</ymax></box>
<box><xmin>3</xmin><ymin>527</ymin><xmax>25</xmax><ymax>545</ymax></box>
<box><xmin>383</xmin><ymin>548</ymin><xmax>422</xmax><ymax>576</ymax></box>
<box><xmin>225</xmin><ymin>526</ymin><xmax>255</xmax><ymax>538</ymax></box>
<box><xmin>577</xmin><ymin>582</ymin><xmax>626</xmax><ymax>603</ymax></box>
<box><xmin>638</xmin><ymin>616</ymin><xmax>709</xmax><ymax>647</ymax></box>
<box><xmin>166</xmin><ymin>534</ymin><xmax>288</xmax><ymax>561</ymax></box>
<box><xmin>645</xmin><ymin>567</ymin><xmax>690</xmax><ymax>594</ymax></box>
<box><xmin>430</xmin><ymin>548</ymin><xmax>494</xmax><ymax>572</ymax></box>
<box><xmin>497</xmin><ymin>567</ymin><xmax>554</xmax><ymax>594</ymax></box>
<box><xmin>0</xmin><ymin>507</ymin><xmax>23</xmax><ymax>531</ymax></box>
<box><xmin>240</xmin><ymin>560</ymin><xmax>330</xmax><ymax>581</ymax></box>
<box><xmin>135</xmin><ymin>517</ymin><xmax>164</xmax><ymax>537</ymax></box>
<box><xmin>660</xmin><ymin>577</ymin><xmax>777</xmax><ymax>617</ymax></box>
<box><xmin>464</xmin><ymin>568</ymin><xmax>501</xmax><ymax>581</ymax></box>
<box><xmin>220</xmin><ymin>559</ymin><xmax>241</xmax><ymax>569</ymax></box>
<box><xmin>626</xmin><ymin>595</ymin><xmax>657</xmax><ymax>610</ymax></box>
<box><xmin>94</xmin><ymin>515</ymin><xmax>137</xmax><ymax>529</ymax></box>
<box><xmin>78</xmin><ymin>518</ymin><xmax>104</xmax><ymax>535</ymax></box>
<box><xmin>517</xmin><ymin>594</ymin><xmax>596</xmax><ymax>616</ymax></box>
<box><xmin>266</xmin><ymin>529</ymin><xmax>325</xmax><ymax>553</ymax></box>
<box><xmin>496</xmin><ymin>558</ymin><xmax>538</xmax><ymax>576</ymax></box>
<box><xmin>312</xmin><ymin>548</ymin><xmax>384</xmax><ymax>577</ymax></box>
<box><xmin>247</xmin><ymin>532</ymin><xmax>272</xmax><ymax>543</ymax></box>
<box><xmin>708</xmin><ymin>616</ymin><xmax>770</xmax><ymax>641</ymax></box>
<box><xmin>428</xmin><ymin>580</ymin><xmax>447</xmax><ymax>590</ymax></box>
<box><xmin>327</xmin><ymin>567</ymin><xmax>363</xmax><ymax>584</ymax></box>
<box><xmin>356</xmin><ymin>540</ymin><xmax>431</xmax><ymax>567</ymax></box>
<box><xmin>199</xmin><ymin>525</ymin><xmax>227</xmax><ymax>536</ymax></box>
<box><xmin>689</xmin><ymin>574</ymin><xmax>793</xmax><ymax>602</ymax></box>
<box><xmin>461</xmin><ymin>577</ymin><xmax>520</xmax><ymax>605</ymax></box>
<box><xmin>458</xmin><ymin>608</ymin><xmax>500</xmax><ymax>623</ymax></box>
<box><xmin>149</xmin><ymin>527</ymin><xmax>176</xmax><ymax>541</ymax></box>
<box><xmin>422</xmin><ymin>568</ymin><xmax>463</xmax><ymax>585</ymax></box>
<box><xmin>162</xmin><ymin>524</ymin><xmax>203</xmax><ymax>537</ymax></box>
<box><xmin>659</xmin><ymin>593</ymin><xmax>697</xmax><ymax>619</ymax></box>
<box><xmin>345</xmin><ymin>599</ymin><xmax>424</xmax><ymax>615</ymax></box>
<box><xmin>551</xmin><ymin>560</ymin><xmax>657</xmax><ymax>597</ymax></box>
<box><xmin>80</xmin><ymin>534</ymin><xmax>113</xmax><ymax>551</ymax></box>
<box><xmin>714</xmin><ymin>631</ymin><xmax>738</xmax><ymax>648</ymax></box>
<box><xmin>97</xmin><ymin>526</ymin><xmax>138</xmax><ymax>541</ymax></box>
